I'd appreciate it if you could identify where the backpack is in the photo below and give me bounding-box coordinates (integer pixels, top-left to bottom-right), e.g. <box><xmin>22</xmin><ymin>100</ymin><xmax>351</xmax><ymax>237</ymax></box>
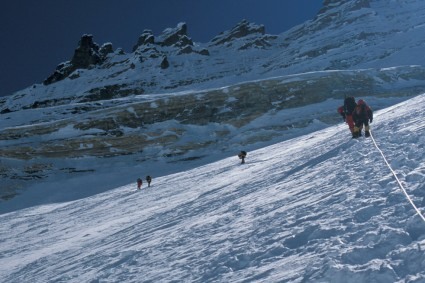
<box><xmin>343</xmin><ymin>96</ymin><xmax>357</xmax><ymax>115</ymax></box>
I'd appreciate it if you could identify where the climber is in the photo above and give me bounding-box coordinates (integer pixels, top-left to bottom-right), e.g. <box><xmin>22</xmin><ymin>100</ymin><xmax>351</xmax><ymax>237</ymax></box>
<box><xmin>337</xmin><ymin>96</ymin><xmax>357</xmax><ymax>137</ymax></box>
<box><xmin>137</xmin><ymin>178</ymin><xmax>143</xmax><ymax>190</ymax></box>
<box><xmin>238</xmin><ymin>151</ymin><xmax>247</xmax><ymax>164</ymax></box>
<box><xmin>146</xmin><ymin>175</ymin><xmax>152</xmax><ymax>187</ymax></box>
<box><xmin>352</xmin><ymin>99</ymin><xmax>373</xmax><ymax>138</ymax></box>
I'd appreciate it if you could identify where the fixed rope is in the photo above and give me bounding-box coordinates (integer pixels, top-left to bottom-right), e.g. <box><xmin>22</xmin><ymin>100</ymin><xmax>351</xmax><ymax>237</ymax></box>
<box><xmin>370</xmin><ymin>131</ymin><xmax>425</xmax><ymax>223</ymax></box>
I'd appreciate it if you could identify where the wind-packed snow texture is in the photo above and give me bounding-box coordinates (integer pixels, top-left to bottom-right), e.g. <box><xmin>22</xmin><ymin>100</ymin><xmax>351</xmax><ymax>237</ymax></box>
<box><xmin>2</xmin><ymin>0</ymin><xmax>425</xmax><ymax>281</ymax></box>
<box><xmin>1</xmin><ymin>94</ymin><xmax>424</xmax><ymax>282</ymax></box>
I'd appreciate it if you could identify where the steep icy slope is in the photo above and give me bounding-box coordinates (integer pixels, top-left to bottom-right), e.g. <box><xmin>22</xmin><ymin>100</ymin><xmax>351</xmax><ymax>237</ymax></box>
<box><xmin>0</xmin><ymin>94</ymin><xmax>424</xmax><ymax>282</ymax></box>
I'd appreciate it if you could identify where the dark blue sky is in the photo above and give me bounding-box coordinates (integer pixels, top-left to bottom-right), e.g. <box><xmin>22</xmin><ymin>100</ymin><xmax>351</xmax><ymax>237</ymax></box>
<box><xmin>0</xmin><ymin>0</ymin><xmax>323</xmax><ymax>97</ymax></box>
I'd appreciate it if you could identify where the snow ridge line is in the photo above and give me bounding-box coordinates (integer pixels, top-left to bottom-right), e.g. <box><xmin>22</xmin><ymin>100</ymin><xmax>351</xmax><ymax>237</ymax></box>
<box><xmin>370</xmin><ymin>131</ymin><xmax>425</xmax><ymax>223</ymax></box>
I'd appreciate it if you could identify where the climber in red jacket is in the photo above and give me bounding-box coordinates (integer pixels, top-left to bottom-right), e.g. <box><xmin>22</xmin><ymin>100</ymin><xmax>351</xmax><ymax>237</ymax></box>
<box><xmin>337</xmin><ymin>96</ymin><xmax>357</xmax><ymax>137</ymax></box>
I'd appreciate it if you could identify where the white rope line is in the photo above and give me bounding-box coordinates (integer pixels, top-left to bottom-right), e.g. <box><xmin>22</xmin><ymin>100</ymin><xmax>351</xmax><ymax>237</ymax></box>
<box><xmin>370</xmin><ymin>131</ymin><xmax>425</xmax><ymax>222</ymax></box>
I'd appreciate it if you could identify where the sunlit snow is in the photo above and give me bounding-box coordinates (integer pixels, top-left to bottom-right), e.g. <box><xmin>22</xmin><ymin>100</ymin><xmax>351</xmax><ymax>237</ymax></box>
<box><xmin>1</xmin><ymin>94</ymin><xmax>424</xmax><ymax>282</ymax></box>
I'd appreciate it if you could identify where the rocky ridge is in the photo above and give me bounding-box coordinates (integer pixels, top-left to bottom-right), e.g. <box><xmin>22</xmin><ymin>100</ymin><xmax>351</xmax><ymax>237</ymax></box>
<box><xmin>2</xmin><ymin>1</ymin><xmax>425</xmax><ymax>115</ymax></box>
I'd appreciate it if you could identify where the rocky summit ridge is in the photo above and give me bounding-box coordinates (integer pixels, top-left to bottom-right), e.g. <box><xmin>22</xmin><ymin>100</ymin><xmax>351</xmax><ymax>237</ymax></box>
<box><xmin>2</xmin><ymin>0</ymin><xmax>425</xmax><ymax>199</ymax></box>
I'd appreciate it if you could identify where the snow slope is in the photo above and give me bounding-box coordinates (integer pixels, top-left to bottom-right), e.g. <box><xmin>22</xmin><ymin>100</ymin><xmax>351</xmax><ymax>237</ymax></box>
<box><xmin>1</xmin><ymin>94</ymin><xmax>424</xmax><ymax>282</ymax></box>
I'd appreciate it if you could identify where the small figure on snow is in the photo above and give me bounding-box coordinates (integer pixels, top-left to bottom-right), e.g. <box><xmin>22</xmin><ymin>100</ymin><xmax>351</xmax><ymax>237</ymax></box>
<box><xmin>352</xmin><ymin>99</ymin><xmax>373</xmax><ymax>138</ymax></box>
<box><xmin>238</xmin><ymin>150</ymin><xmax>247</xmax><ymax>164</ymax></box>
<box><xmin>337</xmin><ymin>96</ymin><xmax>357</xmax><ymax>138</ymax></box>
<box><xmin>137</xmin><ymin>178</ymin><xmax>143</xmax><ymax>190</ymax></box>
<box><xmin>146</xmin><ymin>175</ymin><xmax>152</xmax><ymax>187</ymax></box>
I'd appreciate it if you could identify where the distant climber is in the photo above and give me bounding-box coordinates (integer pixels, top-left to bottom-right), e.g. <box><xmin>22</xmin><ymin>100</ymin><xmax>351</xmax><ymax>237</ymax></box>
<box><xmin>137</xmin><ymin>178</ymin><xmax>143</xmax><ymax>190</ymax></box>
<box><xmin>146</xmin><ymin>175</ymin><xmax>152</xmax><ymax>187</ymax></box>
<box><xmin>337</xmin><ymin>96</ymin><xmax>357</xmax><ymax>137</ymax></box>
<box><xmin>238</xmin><ymin>151</ymin><xmax>247</xmax><ymax>164</ymax></box>
<box><xmin>352</xmin><ymin>99</ymin><xmax>373</xmax><ymax>138</ymax></box>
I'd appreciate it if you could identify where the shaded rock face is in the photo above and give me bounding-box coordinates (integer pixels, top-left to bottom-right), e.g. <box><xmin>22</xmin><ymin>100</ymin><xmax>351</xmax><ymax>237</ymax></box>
<box><xmin>160</xmin><ymin>56</ymin><xmax>170</xmax><ymax>69</ymax></box>
<box><xmin>43</xmin><ymin>61</ymin><xmax>74</xmax><ymax>85</ymax></box>
<box><xmin>99</xmin><ymin>43</ymin><xmax>114</xmax><ymax>58</ymax></box>
<box><xmin>178</xmin><ymin>45</ymin><xmax>193</xmax><ymax>55</ymax></box>
<box><xmin>44</xmin><ymin>21</ymin><xmax>209</xmax><ymax>88</ymax></box>
<box><xmin>132</xmin><ymin>30</ymin><xmax>155</xmax><ymax>51</ymax></box>
<box><xmin>158</xmin><ymin>22</ymin><xmax>193</xmax><ymax>47</ymax></box>
<box><xmin>198</xmin><ymin>48</ymin><xmax>210</xmax><ymax>56</ymax></box>
<box><xmin>238</xmin><ymin>37</ymin><xmax>274</xmax><ymax>50</ymax></box>
<box><xmin>71</xmin><ymin>34</ymin><xmax>102</xmax><ymax>68</ymax></box>
<box><xmin>177</xmin><ymin>45</ymin><xmax>210</xmax><ymax>56</ymax></box>
<box><xmin>210</xmin><ymin>19</ymin><xmax>266</xmax><ymax>46</ymax></box>
<box><xmin>133</xmin><ymin>24</ymin><xmax>194</xmax><ymax>50</ymax></box>
<box><xmin>133</xmin><ymin>23</ymin><xmax>209</xmax><ymax>59</ymax></box>
<box><xmin>44</xmin><ymin>35</ymin><xmax>113</xmax><ymax>85</ymax></box>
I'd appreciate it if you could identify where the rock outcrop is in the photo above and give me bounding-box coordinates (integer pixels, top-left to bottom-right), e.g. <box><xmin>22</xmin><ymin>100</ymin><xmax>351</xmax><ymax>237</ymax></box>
<box><xmin>43</xmin><ymin>21</ymin><xmax>213</xmax><ymax>87</ymax></box>
<box><xmin>133</xmin><ymin>22</ymin><xmax>208</xmax><ymax>56</ymax></box>
<box><xmin>44</xmin><ymin>35</ymin><xmax>113</xmax><ymax>85</ymax></box>
<box><xmin>210</xmin><ymin>19</ymin><xmax>266</xmax><ymax>46</ymax></box>
<box><xmin>132</xmin><ymin>30</ymin><xmax>155</xmax><ymax>51</ymax></box>
<box><xmin>71</xmin><ymin>34</ymin><xmax>102</xmax><ymax>68</ymax></box>
<box><xmin>160</xmin><ymin>56</ymin><xmax>169</xmax><ymax>69</ymax></box>
<box><xmin>157</xmin><ymin>22</ymin><xmax>193</xmax><ymax>47</ymax></box>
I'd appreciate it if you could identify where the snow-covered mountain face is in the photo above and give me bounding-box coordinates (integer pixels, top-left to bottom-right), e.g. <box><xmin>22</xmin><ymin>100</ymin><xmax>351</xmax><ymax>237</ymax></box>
<box><xmin>2</xmin><ymin>0</ymin><xmax>425</xmax><ymax>198</ymax></box>
<box><xmin>1</xmin><ymin>93</ymin><xmax>424</xmax><ymax>283</ymax></box>
<box><xmin>2</xmin><ymin>0</ymin><xmax>425</xmax><ymax>110</ymax></box>
<box><xmin>276</xmin><ymin>0</ymin><xmax>425</xmax><ymax>72</ymax></box>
